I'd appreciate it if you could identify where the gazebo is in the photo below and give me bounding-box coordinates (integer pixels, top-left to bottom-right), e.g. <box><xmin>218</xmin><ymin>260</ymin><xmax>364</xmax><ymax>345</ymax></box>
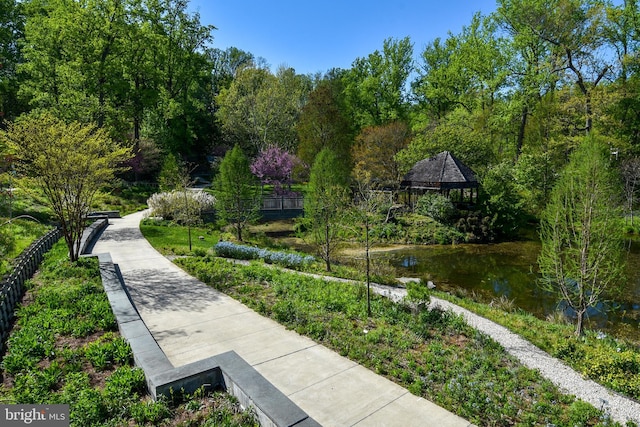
<box><xmin>400</xmin><ymin>151</ymin><xmax>478</xmax><ymax>206</ymax></box>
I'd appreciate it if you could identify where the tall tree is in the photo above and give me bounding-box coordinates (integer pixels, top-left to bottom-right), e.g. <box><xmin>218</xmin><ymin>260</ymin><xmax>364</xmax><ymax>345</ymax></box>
<box><xmin>498</xmin><ymin>0</ymin><xmax>613</xmax><ymax>135</ymax></box>
<box><xmin>603</xmin><ymin>0</ymin><xmax>639</xmax><ymax>83</ymax></box>
<box><xmin>144</xmin><ymin>0</ymin><xmax>215</xmax><ymax>155</ymax></box>
<box><xmin>343</xmin><ymin>37</ymin><xmax>414</xmax><ymax>128</ymax></box>
<box><xmin>352</xmin><ymin>121</ymin><xmax>411</xmax><ymax>188</ymax></box>
<box><xmin>250</xmin><ymin>146</ymin><xmax>298</xmax><ymax>195</ymax></box>
<box><xmin>216</xmin><ymin>66</ymin><xmax>310</xmax><ymax>156</ymax></box>
<box><xmin>208</xmin><ymin>46</ymin><xmax>255</xmax><ymax>96</ymax></box>
<box><xmin>0</xmin><ymin>0</ymin><xmax>25</xmax><ymax>126</ymax></box>
<box><xmin>621</xmin><ymin>156</ymin><xmax>640</xmax><ymax>226</ymax></box>
<box><xmin>1</xmin><ymin>113</ymin><xmax>131</xmax><ymax>262</ymax></box>
<box><xmin>604</xmin><ymin>1</ymin><xmax>640</xmax><ymax>149</ymax></box>
<box><xmin>496</xmin><ymin>1</ymin><xmax>561</xmax><ymax>159</ymax></box>
<box><xmin>296</xmin><ymin>77</ymin><xmax>354</xmax><ymax>177</ymax></box>
<box><xmin>413</xmin><ymin>14</ymin><xmax>508</xmax><ymax>120</ymax></box>
<box><xmin>538</xmin><ymin>136</ymin><xmax>625</xmax><ymax>336</ymax></box>
<box><xmin>17</xmin><ymin>0</ymin><xmax>216</xmax><ymax>155</ymax></box>
<box><xmin>303</xmin><ymin>148</ymin><xmax>349</xmax><ymax>272</ymax></box>
<box><xmin>19</xmin><ymin>0</ymin><xmax>130</xmax><ymax>130</ymax></box>
<box><xmin>213</xmin><ymin>144</ymin><xmax>261</xmax><ymax>241</ymax></box>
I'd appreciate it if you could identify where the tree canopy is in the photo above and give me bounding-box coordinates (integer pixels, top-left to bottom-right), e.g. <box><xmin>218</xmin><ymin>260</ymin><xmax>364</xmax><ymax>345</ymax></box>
<box><xmin>1</xmin><ymin>0</ymin><xmax>639</xmax><ymax>232</ymax></box>
<box><xmin>1</xmin><ymin>113</ymin><xmax>131</xmax><ymax>261</ymax></box>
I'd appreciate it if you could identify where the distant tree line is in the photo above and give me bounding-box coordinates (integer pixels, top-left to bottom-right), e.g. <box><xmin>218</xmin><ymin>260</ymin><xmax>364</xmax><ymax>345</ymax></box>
<box><xmin>1</xmin><ymin>0</ymin><xmax>639</xmax><ymax>219</ymax></box>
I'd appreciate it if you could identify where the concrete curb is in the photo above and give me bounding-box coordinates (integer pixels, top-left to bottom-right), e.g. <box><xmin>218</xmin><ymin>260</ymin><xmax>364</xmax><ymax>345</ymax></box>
<box><xmin>93</xmin><ymin>252</ymin><xmax>319</xmax><ymax>427</ymax></box>
<box><xmin>80</xmin><ymin>217</ymin><xmax>110</xmax><ymax>256</ymax></box>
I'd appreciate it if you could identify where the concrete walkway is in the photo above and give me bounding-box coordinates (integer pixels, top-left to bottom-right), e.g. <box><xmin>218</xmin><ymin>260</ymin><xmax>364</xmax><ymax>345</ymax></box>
<box><xmin>91</xmin><ymin>211</ymin><xmax>472</xmax><ymax>427</ymax></box>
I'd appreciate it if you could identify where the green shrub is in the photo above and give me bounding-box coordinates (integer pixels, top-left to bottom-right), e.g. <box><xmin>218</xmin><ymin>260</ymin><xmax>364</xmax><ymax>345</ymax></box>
<box><xmin>400</xmin><ymin>214</ymin><xmax>465</xmax><ymax>244</ymax></box>
<box><xmin>103</xmin><ymin>366</ymin><xmax>146</xmax><ymax>401</ymax></box>
<box><xmin>553</xmin><ymin>339</ymin><xmax>586</xmax><ymax>362</ymax></box>
<box><xmin>568</xmin><ymin>400</ymin><xmax>606</xmax><ymax>426</ymax></box>
<box><xmin>405</xmin><ymin>280</ymin><xmax>431</xmax><ymax>310</ymax></box>
<box><xmin>11</xmin><ymin>370</ymin><xmax>60</xmax><ymax>404</ymax></box>
<box><xmin>583</xmin><ymin>347</ymin><xmax>640</xmax><ymax>399</ymax></box>
<box><xmin>129</xmin><ymin>400</ymin><xmax>172</xmax><ymax>425</ymax></box>
<box><xmin>2</xmin><ymin>327</ymin><xmax>56</xmax><ymax>374</ymax></box>
<box><xmin>415</xmin><ymin>193</ymin><xmax>457</xmax><ymax>224</ymax></box>
<box><xmin>455</xmin><ymin>212</ymin><xmax>495</xmax><ymax>242</ymax></box>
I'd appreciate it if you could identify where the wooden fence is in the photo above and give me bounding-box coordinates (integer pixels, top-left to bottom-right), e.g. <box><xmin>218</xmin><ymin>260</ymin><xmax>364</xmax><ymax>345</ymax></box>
<box><xmin>0</xmin><ymin>227</ymin><xmax>62</xmax><ymax>352</ymax></box>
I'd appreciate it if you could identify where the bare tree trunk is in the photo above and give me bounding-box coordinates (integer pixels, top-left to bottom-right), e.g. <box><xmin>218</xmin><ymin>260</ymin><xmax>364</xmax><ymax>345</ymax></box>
<box><xmin>365</xmin><ymin>215</ymin><xmax>371</xmax><ymax>318</ymax></box>
<box><xmin>324</xmin><ymin>222</ymin><xmax>331</xmax><ymax>272</ymax></box>
<box><xmin>575</xmin><ymin>309</ymin><xmax>585</xmax><ymax>337</ymax></box>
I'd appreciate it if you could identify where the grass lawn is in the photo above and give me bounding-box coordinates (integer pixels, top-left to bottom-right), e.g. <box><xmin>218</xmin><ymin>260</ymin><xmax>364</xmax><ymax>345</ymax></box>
<box><xmin>93</xmin><ymin>183</ymin><xmax>156</xmax><ymax>216</ymax></box>
<box><xmin>0</xmin><ymin>218</ymin><xmax>52</xmax><ymax>277</ymax></box>
<box><xmin>140</xmin><ymin>219</ymin><xmax>220</xmax><ymax>256</ymax></box>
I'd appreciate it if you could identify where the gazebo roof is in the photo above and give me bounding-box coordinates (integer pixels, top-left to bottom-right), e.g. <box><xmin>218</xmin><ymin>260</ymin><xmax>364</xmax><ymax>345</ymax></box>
<box><xmin>401</xmin><ymin>151</ymin><xmax>478</xmax><ymax>190</ymax></box>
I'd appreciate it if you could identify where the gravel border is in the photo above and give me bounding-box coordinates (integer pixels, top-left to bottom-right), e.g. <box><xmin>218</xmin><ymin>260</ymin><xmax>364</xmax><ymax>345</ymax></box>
<box><xmin>370</xmin><ymin>281</ymin><xmax>640</xmax><ymax>425</ymax></box>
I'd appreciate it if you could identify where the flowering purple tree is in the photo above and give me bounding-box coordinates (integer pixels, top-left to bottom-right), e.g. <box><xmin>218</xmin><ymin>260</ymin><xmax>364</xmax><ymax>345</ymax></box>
<box><xmin>250</xmin><ymin>146</ymin><xmax>299</xmax><ymax>195</ymax></box>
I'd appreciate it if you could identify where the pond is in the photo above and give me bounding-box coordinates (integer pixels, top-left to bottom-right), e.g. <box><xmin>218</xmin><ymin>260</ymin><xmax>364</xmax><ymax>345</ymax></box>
<box><xmin>379</xmin><ymin>240</ymin><xmax>640</xmax><ymax>343</ymax></box>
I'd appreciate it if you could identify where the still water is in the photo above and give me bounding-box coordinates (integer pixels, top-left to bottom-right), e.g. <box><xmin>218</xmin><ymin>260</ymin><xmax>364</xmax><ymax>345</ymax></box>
<box><xmin>380</xmin><ymin>240</ymin><xmax>640</xmax><ymax>342</ymax></box>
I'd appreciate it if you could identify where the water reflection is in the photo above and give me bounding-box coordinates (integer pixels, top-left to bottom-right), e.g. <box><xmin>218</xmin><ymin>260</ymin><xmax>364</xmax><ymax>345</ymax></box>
<box><xmin>383</xmin><ymin>240</ymin><xmax>640</xmax><ymax>342</ymax></box>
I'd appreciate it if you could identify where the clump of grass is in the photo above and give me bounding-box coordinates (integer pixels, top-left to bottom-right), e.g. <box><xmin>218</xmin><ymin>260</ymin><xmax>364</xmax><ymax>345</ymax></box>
<box><xmin>488</xmin><ymin>294</ymin><xmax>517</xmax><ymax>312</ymax></box>
<box><xmin>0</xmin><ymin>218</ymin><xmax>52</xmax><ymax>276</ymax></box>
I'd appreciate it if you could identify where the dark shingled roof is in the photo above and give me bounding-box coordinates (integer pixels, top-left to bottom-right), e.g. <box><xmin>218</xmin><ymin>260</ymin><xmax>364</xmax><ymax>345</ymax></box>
<box><xmin>401</xmin><ymin>151</ymin><xmax>478</xmax><ymax>190</ymax></box>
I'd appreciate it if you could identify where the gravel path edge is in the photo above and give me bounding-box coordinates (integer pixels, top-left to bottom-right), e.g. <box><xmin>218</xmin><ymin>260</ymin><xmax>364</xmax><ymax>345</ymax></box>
<box><xmin>369</xmin><ymin>281</ymin><xmax>640</xmax><ymax>425</ymax></box>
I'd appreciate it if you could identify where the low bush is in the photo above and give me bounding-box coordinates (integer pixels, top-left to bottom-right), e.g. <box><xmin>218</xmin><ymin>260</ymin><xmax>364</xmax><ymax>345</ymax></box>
<box><xmin>84</xmin><ymin>332</ymin><xmax>133</xmax><ymax>370</ymax></box>
<box><xmin>399</xmin><ymin>214</ymin><xmax>465</xmax><ymax>245</ymax></box>
<box><xmin>414</xmin><ymin>193</ymin><xmax>457</xmax><ymax>224</ymax></box>
<box><xmin>582</xmin><ymin>346</ymin><xmax>640</xmax><ymax>398</ymax></box>
<box><xmin>147</xmin><ymin>190</ymin><xmax>215</xmax><ymax>222</ymax></box>
<box><xmin>215</xmin><ymin>241</ymin><xmax>314</xmax><ymax>269</ymax></box>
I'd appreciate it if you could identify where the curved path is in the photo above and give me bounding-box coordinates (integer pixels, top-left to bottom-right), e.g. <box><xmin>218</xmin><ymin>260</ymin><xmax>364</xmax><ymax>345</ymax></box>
<box><xmin>91</xmin><ymin>211</ymin><xmax>471</xmax><ymax>427</ymax></box>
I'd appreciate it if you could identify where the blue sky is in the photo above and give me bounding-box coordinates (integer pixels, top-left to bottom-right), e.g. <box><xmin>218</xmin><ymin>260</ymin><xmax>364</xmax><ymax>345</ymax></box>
<box><xmin>188</xmin><ymin>0</ymin><xmax>500</xmax><ymax>75</ymax></box>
